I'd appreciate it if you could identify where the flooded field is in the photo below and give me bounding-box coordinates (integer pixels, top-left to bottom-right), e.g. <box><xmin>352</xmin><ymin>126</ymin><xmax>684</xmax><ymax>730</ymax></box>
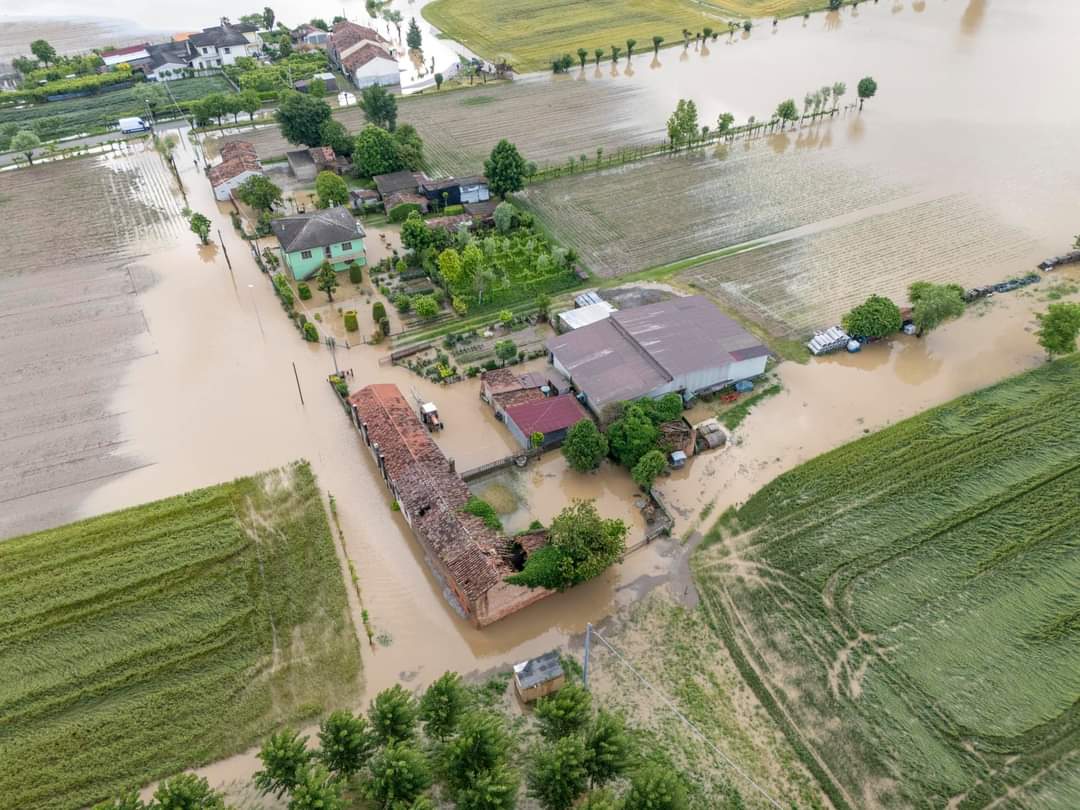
<box><xmin>0</xmin><ymin>143</ymin><xmax>182</xmax><ymax>538</ymax></box>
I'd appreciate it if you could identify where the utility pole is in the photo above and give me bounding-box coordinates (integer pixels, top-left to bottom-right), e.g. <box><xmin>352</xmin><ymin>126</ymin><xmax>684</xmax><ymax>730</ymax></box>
<box><xmin>218</xmin><ymin>229</ymin><xmax>232</xmax><ymax>270</ymax></box>
<box><xmin>293</xmin><ymin>362</ymin><xmax>305</xmax><ymax>405</ymax></box>
<box><xmin>326</xmin><ymin>335</ymin><xmax>339</xmax><ymax>374</ymax></box>
<box><xmin>582</xmin><ymin>622</ymin><xmax>593</xmax><ymax>690</ymax></box>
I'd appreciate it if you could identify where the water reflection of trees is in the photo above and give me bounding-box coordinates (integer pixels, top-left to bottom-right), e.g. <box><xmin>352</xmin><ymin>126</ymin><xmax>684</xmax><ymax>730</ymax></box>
<box><xmin>960</xmin><ymin>0</ymin><xmax>988</xmax><ymax>36</ymax></box>
<box><xmin>825</xmin><ymin>10</ymin><xmax>842</xmax><ymax>31</ymax></box>
<box><xmin>895</xmin><ymin>337</ymin><xmax>943</xmax><ymax>385</ymax></box>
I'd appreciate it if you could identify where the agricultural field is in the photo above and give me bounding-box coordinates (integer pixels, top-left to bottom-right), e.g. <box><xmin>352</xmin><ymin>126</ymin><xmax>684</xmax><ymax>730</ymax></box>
<box><xmin>423</xmin><ymin>0</ymin><xmax>727</xmax><ymax>73</ymax></box>
<box><xmin>519</xmin><ymin>143</ymin><xmax>1038</xmax><ymax>336</ymax></box>
<box><xmin>0</xmin><ymin>144</ymin><xmax>183</xmax><ymax>538</ymax></box>
<box><xmin>212</xmin><ymin>78</ymin><xmax>661</xmax><ymax>176</ymax></box>
<box><xmin>693</xmin><ymin>356</ymin><xmax>1080</xmax><ymax>809</ymax></box>
<box><xmin>0</xmin><ymin>462</ymin><xmax>362</xmax><ymax>810</ymax></box>
<box><xmin>0</xmin><ymin>76</ymin><xmax>232</xmax><ymax>141</ymax></box>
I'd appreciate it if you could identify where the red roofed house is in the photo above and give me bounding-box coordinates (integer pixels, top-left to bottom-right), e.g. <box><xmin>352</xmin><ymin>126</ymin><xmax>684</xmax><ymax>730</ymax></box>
<box><xmin>101</xmin><ymin>43</ymin><xmax>151</xmax><ymax>67</ymax></box>
<box><xmin>209</xmin><ymin>141</ymin><xmax>262</xmax><ymax>201</ymax></box>
<box><xmin>502</xmin><ymin>394</ymin><xmax>590</xmax><ymax>449</ymax></box>
<box><xmin>347</xmin><ymin>384</ymin><xmax>554</xmax><ymax>626</ymax></box>
<box><xmin>329</xmin><ymin>21</ymin><xmax>399</xmax><ymax>88</ymax></box>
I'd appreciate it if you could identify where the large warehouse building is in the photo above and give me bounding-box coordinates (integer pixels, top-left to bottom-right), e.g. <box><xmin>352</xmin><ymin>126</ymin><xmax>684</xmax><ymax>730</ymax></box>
<box><xmin>545</xmin><ymin>296</ymin><xmax>769</xmax><ymax>415</ymax></box>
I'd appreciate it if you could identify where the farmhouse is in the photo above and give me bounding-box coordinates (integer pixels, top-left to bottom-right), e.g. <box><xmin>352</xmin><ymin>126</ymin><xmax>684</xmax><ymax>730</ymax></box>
<box><xmin>480</xmin><ymin>368</ymin><xmax>569</xmax><ymax>418</ymax></box>
<box><xmin>546</xmin><ymin>296</ymin><xmax>769</xmax><ymax>415</ymax></box>
<box><xmin>503</xmin><ymin>394</ymin><xmax>589</xmax><ymax>449</ymax></box>
<box><xmin>209</xmin><ymin>141</ymin><xmax>262</xmax><ymax>201</ymax></box>
<box><xmin>271</xmin><ymin>207</ymin><xmax>366</xmax><ymax>280</ymax></box>
<box><xmin>329</xmin><ymin>21</ymin><xmax>399</xmax><ymax>88</ymax></box>
<box><xmin>347</xmin><ymin>384</ymin><xmax>554</xmax><ymax>626</ymax></box>
<box><xmin>187</xmin><ymin>21</ymin><xmax>262</xmax><ymax>69</ymax></box>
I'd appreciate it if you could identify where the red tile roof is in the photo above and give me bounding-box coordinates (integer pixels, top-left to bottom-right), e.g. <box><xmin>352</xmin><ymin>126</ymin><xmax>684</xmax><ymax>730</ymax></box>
<box><xmin>347</xmin><ymin>384</ymin><xmax>507</xmax><ymax>603</ymax></box>
<box><xmin>341</xmin><ymin>41</ymin><xmax>395</xmax><ymax>73</ymax></box>
<box><xmin>331</xmin><ymin>20</ymin><xmax>387</xmax><ymax>52</ymax></box>
<box><xmin>101</xmin><ymin>43</ymin><xmax>150</xmax><ymax>57</ymax></box>
<box><xmin>505</xmin><ymin>394</ymin><xmax>589</xmax><ymax>437</ymax></box>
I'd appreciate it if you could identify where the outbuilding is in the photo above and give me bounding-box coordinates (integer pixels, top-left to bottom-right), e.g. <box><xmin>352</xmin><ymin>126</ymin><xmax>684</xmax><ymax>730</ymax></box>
<box><xmin>513</xmin><ymin>651</ymin><xmax>565</xmax><ymax>703</ymax></box>
<box><xmin>503</xmin><ymin>394</ymin><xmax>589</xmax><ymax>449</ymax></box>
<box><xmin>208</xmin><ymin>141</ymin><xmax>262</xmax><ymax>201</ymax></box>
<box><xmin>546</xmin><ymin>296</ymin><xmax>770</xmax><ymax>416</ymax></box>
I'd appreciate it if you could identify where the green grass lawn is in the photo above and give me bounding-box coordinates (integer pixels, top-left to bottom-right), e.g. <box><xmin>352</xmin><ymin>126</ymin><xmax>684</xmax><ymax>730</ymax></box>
<box><xmin>0</xmin><ymin>76</ymin><xmax>233</xmax><ymax>142</ymax></box>
<box><xmin>423</xmin><ymin>0</ymin><xmax>728</xmax><ymax>73</ymax></box>
<box><xmin>0</xmin><ymin>461</ymin><xmax>361</xmax><ymax>810</ymax></box>
<box><xmin>694</xmin><ymin>355</ymin><xmax>1080</xmax><ymax>809</ymax></box>
<box><xmin>423</xmin><ymin>0</ymin><xmax>840</xmax><ymax>72</ymax></box>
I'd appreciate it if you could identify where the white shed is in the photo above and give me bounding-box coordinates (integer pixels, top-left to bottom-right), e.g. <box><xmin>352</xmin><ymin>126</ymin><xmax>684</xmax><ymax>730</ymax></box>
<box><xmin>558</xmin><ymin>301</ymin><xmax>616</xmax><ymax>332</ymax></box>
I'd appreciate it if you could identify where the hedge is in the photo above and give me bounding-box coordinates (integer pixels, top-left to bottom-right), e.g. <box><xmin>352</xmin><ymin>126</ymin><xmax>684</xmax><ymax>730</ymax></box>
<box><xmin>389</xmin><ymin>202</ymin><xmax>422</xmax><ymax>223</ymax></box>
<box><xmin>344</xmin><ymin>310</ymin><xmax>359</xmax><ymax>332</ymax></box>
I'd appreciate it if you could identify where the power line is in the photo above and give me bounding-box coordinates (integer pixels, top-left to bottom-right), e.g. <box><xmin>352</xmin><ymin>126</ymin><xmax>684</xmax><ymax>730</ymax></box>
<box><xmin>583</xmin><ymin>623</ymin><xmax>785</xmax><ymax>810</ymax></box>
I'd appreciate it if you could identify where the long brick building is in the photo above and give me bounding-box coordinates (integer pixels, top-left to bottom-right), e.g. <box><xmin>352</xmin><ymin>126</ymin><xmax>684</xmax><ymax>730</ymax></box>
<box><xmin>347</xmin><ymin>384</ymin><xmax>552</xmax><ymax>626</ymax></box>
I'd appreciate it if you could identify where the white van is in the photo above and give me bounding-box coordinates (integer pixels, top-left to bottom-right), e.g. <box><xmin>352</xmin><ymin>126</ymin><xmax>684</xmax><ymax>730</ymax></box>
<box><xmin>118</xmin><ymin>117</ymin><xmax>151</xmax><ymax>134</ymax></box>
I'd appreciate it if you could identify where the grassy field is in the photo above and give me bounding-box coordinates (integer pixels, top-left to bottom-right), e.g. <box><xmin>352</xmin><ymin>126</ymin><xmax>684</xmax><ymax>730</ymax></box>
<box><xmin>0</xmin><ymin>462</ymin><xmax>362</xmax><ymax>810</ymax></box>
<box><xmin>693</xmin><ymin>356</ymin><xmax>1080</xmax><ymax>809</ymax></box>
<box><xmin>0</xmin><ymin>76</ymin><xmax>232</xmax><ymax>141</ymax></box>
<box><xmin>424</xmin><ymin>0</ymin><xmax>727</xmax><ymax>73</ymax></box>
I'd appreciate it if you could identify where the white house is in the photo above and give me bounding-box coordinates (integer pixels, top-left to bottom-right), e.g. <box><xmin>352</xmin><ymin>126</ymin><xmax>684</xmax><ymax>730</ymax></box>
<box><xmin>209</xmin><ymin>142</ymin><xmax>263</xmax><ymax>201</ymax></box>
<box><xmin>186</xmin><ymin>21</ymin><xmax>261</xmax><ymax>69</ymax></box>
<box><xmin>329</xmin><ymin>21</ymin><xmax>399</xmax><ymax>89</ymax></box>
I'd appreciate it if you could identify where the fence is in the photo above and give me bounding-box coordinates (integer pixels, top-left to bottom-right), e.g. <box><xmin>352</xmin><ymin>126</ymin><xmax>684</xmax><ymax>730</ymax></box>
<box><xmin>460</xmin><ymin>447</ymin><xmax>541</xmax><ymax>482</ymax></box>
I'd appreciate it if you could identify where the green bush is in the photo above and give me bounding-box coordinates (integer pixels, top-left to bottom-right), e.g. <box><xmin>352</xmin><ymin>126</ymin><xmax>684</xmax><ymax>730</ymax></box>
<box><xmin>394</xmin><ymin>293</ymin><xmax>412</xmax><ymax>312</ymax></box>
<box><xmin>389</xmin><ymin>202</ymin><xmax>422</xmax><ymax>223</ymax></box>
<box><xmin>373</xmin><ymin>301</ymin><xmax>387</xmax><ymax>322</ymax></box>
<box><xmin>442</xmin><ymin>204</ymin><xmax>465</xmax><ymax>215</ymax></box>
<box><xmin>506</xmin><ymin>545</ymin><xmax>570</xmax><ymax>589</ymax></box>
<box><xmin>273</xmin><ymin>274</ymin><xmax>295</xmax><ymax>310</ymax></box>
<box><xmin>349</xmin><ymin>262</ymin><xmax>363</xmax><ymax>284</ymax></box>
<box><xmin>344</xmin><ymin>310</ymin><xmax>359</xmax><ymax>332</ymax></box>
<box><xmin>303</xmin><ymin>322</ymin><xmax>319</xmax><ymax>341</ymax></box>
<box><xmin>379</xmin><ymin>317</ymin><xmax>391</xmax><ymax>336</ymax></box>
<box><xmin>297</xmin><ymin>283</ymin><xmax>312</xmax><ymax>300</ymax></box>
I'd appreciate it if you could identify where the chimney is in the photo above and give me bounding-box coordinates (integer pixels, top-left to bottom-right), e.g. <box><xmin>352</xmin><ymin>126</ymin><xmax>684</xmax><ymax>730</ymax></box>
<box><xmin>448</xmin><ymin>458</ymin><xmax>456</xmax><ymax>473</ymax></box>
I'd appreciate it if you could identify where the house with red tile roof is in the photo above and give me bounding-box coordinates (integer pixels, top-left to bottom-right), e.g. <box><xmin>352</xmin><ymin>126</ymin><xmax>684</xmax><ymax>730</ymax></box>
<box><xmin>503</xmin><ymin>394</ymin><xmax>590</xmax><ymax>449</ymax></box>
<box><xmin>328</xmin><ymin>21</ymin><xmax>399</xmax><ymax>88</ymax></box>
<box><xmin>347</xmin><ymin>384</ymin><xmax>554</xmax><ymax>626</ymax></box>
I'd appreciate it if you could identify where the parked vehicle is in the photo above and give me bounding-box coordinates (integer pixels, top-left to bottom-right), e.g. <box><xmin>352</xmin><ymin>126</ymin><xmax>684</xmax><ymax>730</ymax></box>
<box><xmin>118</xmin><ymin>117</ymin><xmax>151</xmax><ymax>134</ymax></box>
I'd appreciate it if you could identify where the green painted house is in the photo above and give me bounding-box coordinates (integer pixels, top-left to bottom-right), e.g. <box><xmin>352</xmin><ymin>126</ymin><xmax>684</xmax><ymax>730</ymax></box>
<box><xmin>271</xmin><ymin>207</ymin><xmax>366</xmax><ymax>281</ymax></box>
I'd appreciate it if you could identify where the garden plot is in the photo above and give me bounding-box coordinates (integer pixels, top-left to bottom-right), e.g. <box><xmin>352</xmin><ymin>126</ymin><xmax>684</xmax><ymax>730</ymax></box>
<box><xmin>0</xmin><ymin>462</ymin><xmax>361</xmax><ymax>810</ymax></box>
<box><xmin>0</xmin><ymin>143</ymin><xmax>183</xmax><ymax>538</ymax></box>
<box><xmin>693</xmin><ymin>356</ymin><xmax>1080</xmax><ymax>810</ymax></box>
<box><xmin>212</xmin><ymin>78</ymin><xmax>660</xmax><ymax>176</ymax></box>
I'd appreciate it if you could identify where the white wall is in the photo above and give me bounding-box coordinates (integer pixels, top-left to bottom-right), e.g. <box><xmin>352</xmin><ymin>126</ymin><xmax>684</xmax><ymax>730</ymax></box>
<box><xmin>352</xmin><ymin>57</ymin><xmax>400</xmax><ymax>88</ymax></box>
<box><xmin>213</xmin><ymin>170</ymin><xmax>261</xmax><ymax>201</ymax></box>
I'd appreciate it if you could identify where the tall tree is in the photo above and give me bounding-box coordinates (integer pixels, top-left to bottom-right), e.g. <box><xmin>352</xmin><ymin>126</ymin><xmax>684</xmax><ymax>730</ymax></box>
<box><xmin>625</xmin><ymin>38</ymin><xmax>636</xmax><ymax>60</ymax></box>
<box><xmin>317</xmin><ymin>710</ymin><xmax>376</xmax><ymax>777</ymax></box>
<box><xmin>535</xmin><ymin>683</ymin><xmax>592</xmax><ymax>740</ymax></box>
<box><xmin>562</xmin><ymin>419</ymin><xmax>608</xmax><ymax>472</ymax></box>
<box><xmin>188</xmin><ymin>212</ymin><xmax>211</xmax><ymax>245</ymax></box>
<box><xmin>360</xmin><ymin>84</ymin><xmax>398</xmax><ymax>130</ymax></box>
<box><xmin>263</xmin><ymin>7</ymin><xmax>276</xmax><ymax>28</ymax></box>
<box><xmin>10</xmin><ymin>131</ymin><xmax>40</xmax><ymax>165</ymax></box>
<box><xmin>236</xmin><ymin>174</ymin><xmax>283</xmax><ymax>211</ymax></box>
<box><xmin>652</xmin><ymin>35</ymin><xmax>664</xmax><ymax>55</ymax></box>
<box><xmin>831</xmin><ymin>80</ymin><xmax>846</xmax><ymax>109</ymax></box>
<box><xmin>593</xmin><ymin>48</ymin><xmax>604</xmax><ymax>66</ymax></box>
<box><xmin>276</xmin><ymin>91</ymin><xmax>332</xmax><ymax>146</ymax></box>
<box><xmin>316</xmin><ymin>261</ymin><xmax>339</xmax><ymax>301</ymax></box>
<box><xmin>666</xmin><ymin>99</ymin><xmax>698</xmax><ymax>150</ymax></box>
<box><xmin>484</xmin><ymin>139</ymin><xmax>527</xmax><ymax>198</ymax></box>
<box><xmin>909</xmin><ymin>281</ymin><xmax>965</xmax><ymax>334</ymax></box>
<box><xmin>419</xmin><ymin>671</ymin><xmax>468</xmax><ymax>740</ymax></box>
<box><xmin>393</xmin><ymin>123</ymin><xmax>426</xmax><ymax>170</ymax></box>
<box><xmin>584</xmin><ymin>710</ymin><xmax>632</xmax><ymax>787</ymax></box>
<box><xmin>151</xmin><ymin>773</ymin><xmax>226</xmax><ymax>809</ymax></box>
<box><xmin>254</xmin><ymin>729</ymin><xmax>311</xmax><ymax>798</ymax></box>
<box><xmin>238</xmin><ymin>89</ymin><xmax>261</xmax><ymax>124</ymax></box>
<box><xmin>30</xmin><ymin>39</ymin><xmax>56</xmax><ymax>66</ymax></box>
<box><xmin>623</xmin><ymin>765</ymin><xmax>688</xmax><ymax>810</ymax></box>
<box><xmin>527</xmin><ymin>735</ymin><xmax>590</xmax><ymax>810</ymax></box>
<box><xmin>774</xmin><ymin>98</ymin><xmax>798</xmax><ymax>129</ymax></box>
<box><xmin>441</xmin><ymin>711</ymin><xmax>511</xmax><ymax>792</ymax></box>
<box><xmin>288</xmin><ymin>764</ymin><xmax>344</xmax><ymax>810</ymax></box>
<box><xmin>451</xmin><ymin>766</ymin><xmax>519</xmax><ymax>810</ymax></box>
<box><xmin>842</xmin><ymin>294</ymin><xmax>902</xmax><ymax>338</ymax></box>
<box><xmin>857</xmin><ymin>76</ymin><xmax>878</xmax><ymax>109</ymax></box>
<box><xmin>353</xmin><ymin>124</ymin><xmax>404</xmax><ymax>176</ymax></box>
<box><xmin>369</xmin><ymin>683</ymin><xmax>419</xmax><ymax>744</ymax></box>
<box><xmin>716</xmin><ymin>111</ymin><xmax>735</xmax><ymax>136</ymax></box>
<box><xmin>364</xmin><ymin>742</ymin><xmax>431</xmax><ymax>809</ymax></box>
<box><xmin>577</xmin><ymin>48</ymin><xmax>588</xmax><ymax>68</ymax></box>
<box><xmin>609</xmin><ymin>45</ymin><xmax>622</xmax><ymax>63</ymax></box>
<box><xmin>319</xmin><ymin>118</ymin><xmax>354</xmax><ymax>156</ymax></box>
<box><xmin>607</xmin><ymin>404</ymin><xmax>660</xmax><ymax>468</ymax></box>
<box><xmin>631</xmin><ymin>449</ymin><xmax>667</xmax><ymax>491</ymax></box>
<box><xmin>1036</xmin><ymin>302</ymin><xmax>1080</xmax><ymax>357</ymax></box>
<box><xmin>580</xmin><ymin>790</ymin><xmax>621</xmax><ymax>810</ymax></box>
<box><xmin>315</xmin><ymin>170</ymin><xmax>349</xmax><ymax>208</ymax></box>
<box><xmin>382</xmin><ymin>9</ymin><xmax>404</xmax><ymax>41</ymax></box>
<box><xmin>407</xmin><ymin>17</ymin><xmax>423</xmax><ymax>50</ymax></box>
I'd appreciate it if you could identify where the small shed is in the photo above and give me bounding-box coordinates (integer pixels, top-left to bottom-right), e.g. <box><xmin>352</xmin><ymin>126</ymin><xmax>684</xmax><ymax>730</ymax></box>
<box><xmin>557</xmin><ymin>301</ymin><xmax>617</xmax><ymax>333</ymax></box>
<box><xmin>513</xmin><ymin>651</ymin><xmax>565</xmax><ymax>703</ymax></box>
<box><xmin>695</xmin><ymin>419</ymin><xmax>727</xmax><ymax>451</ymax></box>
<box><xmin>503</xmin><ymin>394</ymin><xmax>589</xmax><ymax>449</ymax></box>
<box><xmin>286</xmin><ymin>149</ymin><xmax>317</xmax><ymax>181</ymax></box>
<box><xmin>670</xmin><ymin>450</ymin><xmax>687</xmax><ymax>469</ymax></box>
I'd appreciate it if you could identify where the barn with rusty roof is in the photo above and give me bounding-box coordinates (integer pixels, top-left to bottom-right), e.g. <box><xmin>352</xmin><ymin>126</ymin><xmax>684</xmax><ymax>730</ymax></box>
<box><xmin>347</xmin><ymin>383</ymin><xmax>553</xmax><ymax>626</ymax></box>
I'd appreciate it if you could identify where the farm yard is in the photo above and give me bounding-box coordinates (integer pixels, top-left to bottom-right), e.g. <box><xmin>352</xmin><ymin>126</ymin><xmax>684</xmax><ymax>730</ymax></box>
<box><xmin>210</xmin><ymin>77</ymin><xmax>661</xmax><ymax>176</ymax></box>
<box><xmin>0</xmin><ymin>462</ymin><xmax>361</xmax><ymax>810</ymax></box>
<box><xmin>693</xmin><ymin>356</ymin><xmax>1080</xmax><ymax>809</ymax></box>
<box><xmin>0</xmin><ymin>76</ymin><xmax>233</xmax><ymax>141</ymax></box>
<box><xmin>0</xmin><ymin>143</ymin><xmax>185</xmax><ymax>538</ymax></box>
<box><xmin>422</xmin><ymin>0</ymin><xmax>726</xmax><ymax>74</ymax></box>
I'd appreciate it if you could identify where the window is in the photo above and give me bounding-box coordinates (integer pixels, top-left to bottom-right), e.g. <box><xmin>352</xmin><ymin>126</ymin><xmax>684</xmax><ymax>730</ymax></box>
<box><xmin>300</xmin><ymin>250</ymin><xmax>312</xmax><ymax>259</ymax></box>
<box><xmin>202</xmin><ymin>47</ymin><xmax>209</xmax><ymax>54</ymax></box>
<box><xmin>324</xmin><ymin>247</ymin><xmax>332</xmax><ymax>258</ymax></box>
<box><xmin>341</xmin><ymin>241</ymin><xmax>352</xmax><ymax>251</ymax></box>
<box><xmin>224</xmin><ymin>47</ymin><xmax>231</xmax><ymax>54</ymax></box>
